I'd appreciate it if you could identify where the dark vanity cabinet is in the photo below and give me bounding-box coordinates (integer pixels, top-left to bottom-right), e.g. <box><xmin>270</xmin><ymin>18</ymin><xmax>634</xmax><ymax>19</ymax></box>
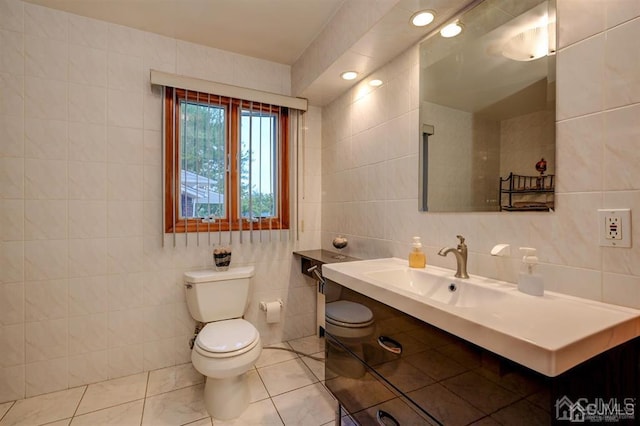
<box><xmin>323</xmin><ymin>280</ymin><xmax>640</xmax><ymax>426</ymax></box>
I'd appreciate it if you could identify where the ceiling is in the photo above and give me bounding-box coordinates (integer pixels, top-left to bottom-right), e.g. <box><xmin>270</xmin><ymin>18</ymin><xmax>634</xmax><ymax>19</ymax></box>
<box><xmin>23</xmin><ymin>0</ymin><xmax>345</xmax><ymax>65</ymax></box>
<box><xmin>23</xmin><ymin>0</ymin><xmax>472</xmax><ymax>105</ymax></box>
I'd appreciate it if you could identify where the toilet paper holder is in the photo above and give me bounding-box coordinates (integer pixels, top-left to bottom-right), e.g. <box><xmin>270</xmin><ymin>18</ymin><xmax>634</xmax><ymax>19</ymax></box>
<box><xmin>259</xmin><ymin>299</ymin><xmax>283</xmax><ymax>311</ymax></box>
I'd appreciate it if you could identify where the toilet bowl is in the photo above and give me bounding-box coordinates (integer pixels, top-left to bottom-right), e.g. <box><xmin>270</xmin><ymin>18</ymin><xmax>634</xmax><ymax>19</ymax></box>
<box><xmin>183</xmin><ymin>266</ymin><xmax>260</xmax><ymax>420</ymax></box>
<box><xmin>190</xmin><ymin>318</ymin><xmax>262</xmax><ymax>420</ymax></box>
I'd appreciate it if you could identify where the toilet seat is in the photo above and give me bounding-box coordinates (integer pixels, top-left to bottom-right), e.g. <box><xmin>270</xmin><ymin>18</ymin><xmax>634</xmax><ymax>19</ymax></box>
<box><xmin>195</xmin><ymin>319</ymin><xmax>260</xmax><ymax>358</ymax></box>
<box><xmin>326</xmin><ymin>300</ymin><xmax>374</xmax><ymax>328</ymax></box>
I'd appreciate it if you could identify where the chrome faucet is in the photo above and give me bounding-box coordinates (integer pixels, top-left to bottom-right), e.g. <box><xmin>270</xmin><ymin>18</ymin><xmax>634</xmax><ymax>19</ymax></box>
<box><xmin>438</xmin><ymin>235</ymin><xmax>469</xmax><ymax>279</ymax></box>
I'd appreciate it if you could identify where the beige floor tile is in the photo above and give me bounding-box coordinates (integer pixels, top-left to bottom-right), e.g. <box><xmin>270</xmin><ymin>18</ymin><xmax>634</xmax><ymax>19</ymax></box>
<box><xmin>42</xmin><ymin>419</ymin><xmax>71</xmax><ymax>426</ymax></box>
<box><xmin>255</xmin><ymin>343</ymin><xmax>297</xmax><ymax>368</ymax></box>
<box><xmin>76</xmin><ymin>372</ymin><xmax>147</xmax><ymax>415</ymax></box>
<box><xmin>247</xmin><ymin>369</ymin><xmax>269</xmax><ymax>403</ymax></box>
<box><xmin>0</xmin><ymin>402</ymin><xmax>13</xmax><ymax>420</ymax></box>
<box><xmin>147</xmin><ymin>363</ymin><xmax>203</xmax><ymax>397</ymax></box>
<box><xmin>287</xmin><ymin>335</ymin><xmax>325</xmax><ymax>355</ymax></box>
<box><xmin>3</xmin><ymin>337</ymin><xmax>339</xmax><ymax>426</ymax></box>
<box><xmin>183</xmin><ymin>418</ymin><xmax>212</xmax><ymax>426</ymax></box>
<box><xmin>214</xmin><ymin>399</ymin><xmax>283</xmax><ymax>425</ymax></box>
<box><xmin>272</xmin><ymin>383</ymin><xmax>336</xmax><ymax>426</ymax></box>
<box><xmin>70</xmin><ymin>400</ymin><xmax>143</xmax><ymax>426</ymax></box>
<box><xmin>0</xmin><ymin>387</ymin><xmax>85</xmax><ymax>426</ymax></box>
<box><xmin>258</xmin><ymin>358</ymin><xmax>317</xmax><ymax>397</ymax></box>
<box><xmin>141</xmin><ymin>384</ymin><xmax>208</xmax><ymax>426</ymax></box>
<box><xmin>300</xmin><ymin>351</ymin><xmax>325</xmax><ymax>381</ymax></box>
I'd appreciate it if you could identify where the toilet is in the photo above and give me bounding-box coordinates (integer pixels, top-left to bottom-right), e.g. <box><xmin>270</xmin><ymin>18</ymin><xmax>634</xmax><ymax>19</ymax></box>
<box><xmin>324</xmin><ymin>281</ymin><xmax>375</xmax><ymax>377</ymax></box>
<box><xmin>183</xmin><ymin>266</ymin><xmax>261</xmax><ymax>420</ymax></box>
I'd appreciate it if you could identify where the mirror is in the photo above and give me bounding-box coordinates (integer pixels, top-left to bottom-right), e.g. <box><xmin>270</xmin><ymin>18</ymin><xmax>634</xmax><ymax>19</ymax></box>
<box><xmin>419</xmin><ymin>0</ymin><xmax>556</xmax><ymax>212</ymax></box>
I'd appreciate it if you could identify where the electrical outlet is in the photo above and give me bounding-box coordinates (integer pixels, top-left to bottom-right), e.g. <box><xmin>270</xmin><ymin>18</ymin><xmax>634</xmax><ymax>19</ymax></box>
<box><xmin>606</xmin><ymin>216</ymin><xmax>621</xmax><ymax>240</ymax></box>
<box><xmin>598</xmin><ymin>209</ymin><xmax>632</xmax><ymax>248</ymax></box>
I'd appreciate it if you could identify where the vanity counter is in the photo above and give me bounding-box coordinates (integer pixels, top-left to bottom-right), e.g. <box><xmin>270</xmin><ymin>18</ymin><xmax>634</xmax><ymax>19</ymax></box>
<box><xmin>323</xmin><ymin>257</ymin><xmax>640</xmax><ymax>377</ymax></box>
<box><xmin>293</xmin><ymin>249</ymin><xmax>359</xmax><ymax>266</ymax></box>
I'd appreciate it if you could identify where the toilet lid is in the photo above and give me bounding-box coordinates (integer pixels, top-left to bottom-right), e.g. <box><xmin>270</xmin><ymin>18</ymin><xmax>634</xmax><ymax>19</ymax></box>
<box><xmin>326</xmin><ymin>300</ymin><xmax>373</xmax><ymax>325</ymax></box>
<box><xmin>196</xmin><ymin>319</ymin><xmax>258</xmax><ymax>353</ymax></box>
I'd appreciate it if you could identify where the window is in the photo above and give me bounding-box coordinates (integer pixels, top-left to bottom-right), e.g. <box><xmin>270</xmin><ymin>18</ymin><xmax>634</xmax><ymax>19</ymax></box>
<box><xmin>164</xmin><ymin>87</ymin><xmax>289</xmax><ymax>233</ymax></box>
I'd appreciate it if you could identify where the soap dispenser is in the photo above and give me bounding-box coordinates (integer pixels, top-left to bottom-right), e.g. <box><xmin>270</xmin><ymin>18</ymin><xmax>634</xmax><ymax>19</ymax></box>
<box><xmin>409</xmin><ymin>236</ymin><xmax>426</xmax><ymax>268</ymax></box>
<box><xmin>518</xmin><ymin>247</ymin><xmax>544</xmax><ymax>296</ymax></box>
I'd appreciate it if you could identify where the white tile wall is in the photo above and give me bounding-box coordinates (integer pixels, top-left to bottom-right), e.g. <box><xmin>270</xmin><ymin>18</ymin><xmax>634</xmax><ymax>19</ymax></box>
<box><xmin>321</xmin><ymin>3</ymin><xmax>640</xmax><ymax>312</ymax></box>
<box><xmin>0</xmin><ymin>0</ymin><xmax>321</xmax><ymax>402</ymax></box>
<box><xmin>4</xmin><ymin>0</ymin><xmax>635</xmax><ymax>405</ymax></box>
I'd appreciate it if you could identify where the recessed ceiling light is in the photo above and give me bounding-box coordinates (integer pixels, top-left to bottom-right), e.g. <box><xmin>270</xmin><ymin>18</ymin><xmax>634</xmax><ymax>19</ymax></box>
<box><xmin>440</xmin><ymin>21</ymin><xmax>463</xmax><ymax>38</ymax></box>
<box><xmin>341</xmin><ymin>71</ymin><xmax>358</xmax><ymax>81</ymax></box>
<box><xmin>410</xmin><ymin>10</ymin><xmax>435</xmax><ymax>27</ymax></box>
<box><xmin>369</xmin><ymin>79</ymin><xmax>383</xmax><ymax>87</ymax></box>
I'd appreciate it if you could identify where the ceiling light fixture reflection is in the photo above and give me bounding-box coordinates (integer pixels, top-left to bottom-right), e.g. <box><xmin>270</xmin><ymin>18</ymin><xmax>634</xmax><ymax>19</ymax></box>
<box><xmin>502</xmin><ymin>26</ymin><xmax>549</xmax><ymax>61</ymax></box>
<box><xmin>341</xmin><ymin>71</ymin><xmax>358</xmax><ymax>81</ymax></box>
<box><xmin>411</xmin><ymin>10</ymin><xmax>435</xmax><ymax>27</ymax></box>
<box><xmin>369</xmin><ymin>79</ymin><xmax>383</xmax><ymax>87</ymax></box>
<box><xmin>440</xmin><ymin>21</ymin><xmax>463</xmax><ymax>38</ymax></box>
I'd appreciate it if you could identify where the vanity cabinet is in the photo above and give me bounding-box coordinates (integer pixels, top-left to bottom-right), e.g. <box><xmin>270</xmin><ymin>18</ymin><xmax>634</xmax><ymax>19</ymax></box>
<box><xmin>324</xmin><ymin>280</ymin><xmax>639</xmax><ymax>425</ymax></box>
<box><xmin>326</xmin><ymin>331</ymin><xmax>440</xmax><ymax>426</ymax></box>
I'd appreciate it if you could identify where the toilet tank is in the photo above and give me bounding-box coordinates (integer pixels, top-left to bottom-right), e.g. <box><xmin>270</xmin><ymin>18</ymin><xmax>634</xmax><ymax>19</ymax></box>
<box><xmin>183</xmin><ymin>266</ymin><xmax>255</xmax><ymax>322</ymax></box>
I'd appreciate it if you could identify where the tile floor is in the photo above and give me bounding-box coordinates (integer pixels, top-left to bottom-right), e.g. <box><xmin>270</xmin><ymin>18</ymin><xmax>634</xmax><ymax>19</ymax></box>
<box><xmin>0</xmin><ymin>336</ymin><xmax>337</xmax><ymax>426</ymax></box>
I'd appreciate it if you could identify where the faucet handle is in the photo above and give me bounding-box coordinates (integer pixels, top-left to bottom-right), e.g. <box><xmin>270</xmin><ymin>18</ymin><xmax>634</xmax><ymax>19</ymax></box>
<box><xmin>456</xmin><ymin>235</ymin><xmax>466</xmax><ymax>244</ymax></box>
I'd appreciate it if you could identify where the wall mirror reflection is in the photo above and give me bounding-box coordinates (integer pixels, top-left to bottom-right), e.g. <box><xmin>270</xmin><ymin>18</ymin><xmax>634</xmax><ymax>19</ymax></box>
<box><xmin>419</xmin><ymin>0</ymin><xmax>556</xmax><ymax>212</ymax></box>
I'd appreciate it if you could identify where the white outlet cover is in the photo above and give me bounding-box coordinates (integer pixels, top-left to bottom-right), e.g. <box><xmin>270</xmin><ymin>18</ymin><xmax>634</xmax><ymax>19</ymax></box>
<box><xmin>598</xmin><ymin>208</ymin><xmax>632</xmax><ymax>248</ymax></box>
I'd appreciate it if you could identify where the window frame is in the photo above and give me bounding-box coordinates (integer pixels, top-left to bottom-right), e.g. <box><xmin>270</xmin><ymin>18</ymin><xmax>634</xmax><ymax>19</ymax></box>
<box><xmin>164</xmin><ymin>87</ymin><xmax>290</xmax><ymax>233</ymax></box>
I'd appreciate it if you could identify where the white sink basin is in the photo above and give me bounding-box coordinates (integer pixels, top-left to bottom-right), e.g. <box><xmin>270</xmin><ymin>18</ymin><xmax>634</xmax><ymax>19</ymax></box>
<box><xmin>322</xmin><ymin>257</ymin><xmax>640</xmax><ymax>377</ymax></box>
<box><xmin>364</xmin><ymin>268</ymin><xmax>509</xmax><ymax>308</ymax></box>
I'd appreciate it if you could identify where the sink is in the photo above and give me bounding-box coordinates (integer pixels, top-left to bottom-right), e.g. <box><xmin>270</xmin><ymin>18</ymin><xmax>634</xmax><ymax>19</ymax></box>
<box><xmin>364</xmin><ymin>268</ymin><xmax>508</xmax><ymax>308</ymax></box>
<box><xmin>322</xmin><ymin>257</ymin><xmax>640</xmax><ymax>377</ymax></box>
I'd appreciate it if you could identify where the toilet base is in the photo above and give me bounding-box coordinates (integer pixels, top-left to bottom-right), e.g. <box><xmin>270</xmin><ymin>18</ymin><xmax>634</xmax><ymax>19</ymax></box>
<box><xmin>203</xmin><ymin>374</ymin><xmax>250</xmax><ymax>420</ymax></box>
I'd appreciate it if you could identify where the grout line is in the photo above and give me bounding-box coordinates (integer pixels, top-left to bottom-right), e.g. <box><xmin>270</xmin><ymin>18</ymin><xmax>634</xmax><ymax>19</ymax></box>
<box><xmin>70</xmin><ymin>398</ymin><xmax>145</xmax><ymax>420</ymax></box>
<box><xmin>146</xmin><ymin>382</ymin><xmax>204</xmax><ymax>399</ymax></box>
<box><xmin>140</xmin><ymin>371</ymin><xmax>150</xmax><ymax>426</ymax></box>
<box><xmin>268</xmin><ymin>397</ymin><xmax>286</xmax><ymax>426</ymax></box>
<box><xmin>0</xmin><ymin>401</ymin><xmax>16</xmax><ymax>423</ymax></box>
<box><xmin>70</xmin><ymin>385</ymin><xmax>89</xmax><ymax>418</ymax></box>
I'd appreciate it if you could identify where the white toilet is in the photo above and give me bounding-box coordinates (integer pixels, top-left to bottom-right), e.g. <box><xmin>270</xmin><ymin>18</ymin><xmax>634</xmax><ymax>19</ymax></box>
<box><xmin>183</xmin><ymin>266</ymin><xmax>261</xmax><ymax>420</ymax></box>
